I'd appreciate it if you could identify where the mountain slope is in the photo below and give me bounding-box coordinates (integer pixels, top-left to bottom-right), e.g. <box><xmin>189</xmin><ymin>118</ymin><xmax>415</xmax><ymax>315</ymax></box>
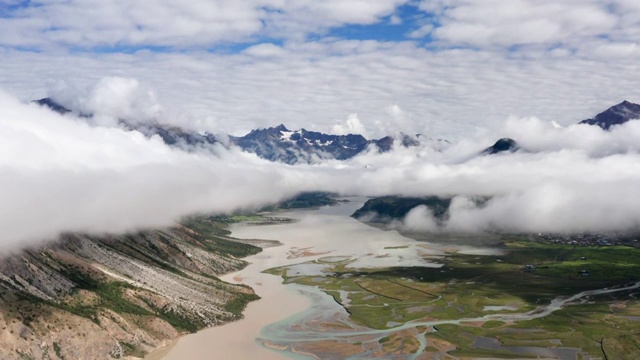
<box><xmin>119</xmin><ymin>120</ymin><xmax>219</xmax><ymax>148</ymax></box>
<box><xmin>579</xmin><ymin>100</ymin><xmax>640</xmax><ymax>130</ymax></box>
<box><xmin>0</xmin><ymin>217</ymin><xmax>270</xmax><ymax>359</ymax></box>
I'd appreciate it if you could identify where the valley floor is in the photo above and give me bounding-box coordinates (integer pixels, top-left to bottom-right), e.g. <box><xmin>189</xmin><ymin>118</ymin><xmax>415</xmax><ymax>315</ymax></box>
<box><xmin>265</xmin><ymin>237</ymin><xmax>640</xmax><ymax>359</ymax></box>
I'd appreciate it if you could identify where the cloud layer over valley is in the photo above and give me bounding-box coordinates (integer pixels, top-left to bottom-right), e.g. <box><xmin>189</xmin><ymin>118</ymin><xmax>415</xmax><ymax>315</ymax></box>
<box><xmin>2</xmin><ymin>79</ymin><xmax>640</xmax><ymax>251</ymax></box>
<box><xmin>2</xmin><ymin>0</ymin><xmax>640</xmax><ymax>251</ymax></box>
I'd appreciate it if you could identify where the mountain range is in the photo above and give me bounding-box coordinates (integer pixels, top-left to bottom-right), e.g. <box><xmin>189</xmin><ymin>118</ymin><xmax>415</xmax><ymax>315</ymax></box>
<box><xmin>34</xmin><ymin>98</ymin><xmax>449</xmax><ymax>164</ymax></box>
<box><xmin>34</xmin><ymin>98</ymin><xmax>640</xmax><ymax>162</ymax></box>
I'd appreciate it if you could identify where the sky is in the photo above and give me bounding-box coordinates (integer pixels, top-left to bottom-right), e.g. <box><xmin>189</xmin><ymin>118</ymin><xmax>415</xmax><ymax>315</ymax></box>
<box><xmin>1</xmin><ymin>1</ymin><xmax>640</xmax><ymax>250</ymax></box>
<box><xmin>0</xmin><ymin>0</ymin><xmax>639</xmax><ymax>138</ymax></box>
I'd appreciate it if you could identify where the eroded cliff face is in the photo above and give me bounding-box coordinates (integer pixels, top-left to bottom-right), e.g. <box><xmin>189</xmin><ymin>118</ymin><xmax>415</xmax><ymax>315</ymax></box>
<box><xmin>0</xmin><ymin>217</ymin><xmax>271</xmax><ymax>359</ymax></box>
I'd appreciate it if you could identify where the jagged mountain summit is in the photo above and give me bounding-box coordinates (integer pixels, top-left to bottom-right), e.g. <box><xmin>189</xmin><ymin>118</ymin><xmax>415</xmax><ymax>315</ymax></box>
<box><xmin>231</xmin><ymin>126</ymin><xmax>451</xmax><ymax>164</ymax></box>
<box><xmin>231</xmin><ymin>124</ymin><xmax>398</xmax><ymax>164</ymax></box>
<box><xmin>579</xmin><ymin>100</ymin><xmax>640</xmax><ymax>130</ymax></box>
<box><xmin>35</xmin><ymin>97</ymin><xmax>640</xmax><ymax>163</ymax></box>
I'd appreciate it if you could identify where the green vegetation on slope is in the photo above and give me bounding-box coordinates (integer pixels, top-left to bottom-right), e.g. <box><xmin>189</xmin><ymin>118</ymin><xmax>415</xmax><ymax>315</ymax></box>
<box><xmin>1</xmin><ymin>215</ymin><xmax>264</xmax><ymax>359</ymax></box>
<box><xmin>351</xmin><ymin>196</ymin><xmax>452</xmax><ymax>223</ymax></box>
<box><xmin>182</xmin><ymin>217</ymin><xmax>262</xmax><ymax>258</ymax></box>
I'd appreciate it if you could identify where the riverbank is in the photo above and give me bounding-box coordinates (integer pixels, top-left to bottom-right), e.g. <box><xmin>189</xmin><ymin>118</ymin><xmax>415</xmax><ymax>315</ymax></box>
<box><xmin>144</xmin><ymin>220</ymin><xmax>311</xmax><ymax>360</ymax></box>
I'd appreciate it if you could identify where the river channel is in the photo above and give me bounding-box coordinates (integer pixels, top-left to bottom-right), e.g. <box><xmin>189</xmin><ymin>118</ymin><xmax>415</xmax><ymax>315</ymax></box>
<box><xmin>154</xmin><ymin>199</ymin><xmax>640</xmax><ymax>360</ymax></box>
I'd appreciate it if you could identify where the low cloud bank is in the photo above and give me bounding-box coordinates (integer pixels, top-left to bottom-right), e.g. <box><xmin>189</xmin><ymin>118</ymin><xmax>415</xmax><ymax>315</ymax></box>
<box><xmin>0</xmin><ymin>88</ymin><xmax>321</xmax><ymax>251</ymax></box>
<box><xmin>2</xmin><ymin>79</ymin><xmax>640</xmax><ymax>251</ymax></box>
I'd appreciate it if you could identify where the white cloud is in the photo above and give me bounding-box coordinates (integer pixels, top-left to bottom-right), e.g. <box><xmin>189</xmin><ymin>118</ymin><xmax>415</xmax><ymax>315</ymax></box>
<box><xmin>399</xmin><ymin>205</ymin><xmax>439</xmax><ymax>232</ymax></box>
<box><xmin>419</xmin><ymin>0</ymin><xmax>622</xmax><ymax>50</ymax></box>
<box><xmin>1</xmin><ymin>0</ymin><xmax>640</xmax><ymax>249</ymax></box>
<box><xmin>331</xmin><ymin>113</ymin><xmax>368</xmax><ymax>136</ymax></box>
<box><xmin>50</xmin><ymin>77</ymin><xmax>163</xmax><ymax>122</ymax></box>
<box><xmin>389</xmin><ymin>14</ymin><xmax>403</xmax><ymax>25</ymax></box>
<box><xmin>3</xmin><ymin>81</ymin><xmax>640</xmax><ymax>250</ymax></box>
<box><xmin>408</xmin><ymin>24</ymin><xmax>434</xmax><ymax>39</ymax></box>
<box><xmin>1</xmin><ymin>39</ymin><xmax>639</xmax><ymax>140</ymax></box>
<box><xmin>0</xmin><ymin>0</ymin><xmax>409</xmax><ymax>48</ymax></box>
<box><xmin>0</xmin><ymin>89</ymin><xmax>318</xmax><ymax>251</ymax></box>
<box><xmin>243</xmin><ymin>43</ymin><xmax>287</xmax><ymax>58</ymax></box>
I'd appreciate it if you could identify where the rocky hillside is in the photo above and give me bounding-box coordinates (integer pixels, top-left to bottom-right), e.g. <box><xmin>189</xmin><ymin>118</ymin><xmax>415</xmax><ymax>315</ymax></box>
<box><xmin>0</xmin><ymin>216</ymin><xmax>277</xmax><ymax>360</ymax></box>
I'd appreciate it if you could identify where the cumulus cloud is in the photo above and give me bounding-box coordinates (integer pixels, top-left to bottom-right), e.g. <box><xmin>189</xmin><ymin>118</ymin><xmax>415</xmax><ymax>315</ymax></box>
<box><xmin>331</xmin><ymin>113</ymin><xmax>368</xmax><ymax>137</ymax></box>
<box><xmin>417</xmin><ymin>0</ymin><xmax>626</xmax><ymax>51</ymax></box>
<box><xmin>50</xmin><ymin>77</ymin><xmax>163</xmax><ymax>123</ymax></box>
<box><xmin>443</xmin><ymin>178</ymin><xmax>640</xmax><ymax>234</ymax></box>
<box><xmin>1</xmin><ymin>1</ymin><xmax>640</xmax><ymax>142</ymax></box>
<box><xmin>398</xmin><ymin>205</ymin><xmax>439</xmax><ymax>232</ymax></box>
<box><xmin>243</xmin><ymin>43</ymin><xmax>287</xmax><ymax>58</ymax></box>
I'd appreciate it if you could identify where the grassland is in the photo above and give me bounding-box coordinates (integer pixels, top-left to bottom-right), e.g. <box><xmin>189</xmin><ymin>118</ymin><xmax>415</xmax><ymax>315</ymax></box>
<box><xmin>267</xmin><ymin>238</ymin><xmax>640</xmax><ymax>359</ymax></box>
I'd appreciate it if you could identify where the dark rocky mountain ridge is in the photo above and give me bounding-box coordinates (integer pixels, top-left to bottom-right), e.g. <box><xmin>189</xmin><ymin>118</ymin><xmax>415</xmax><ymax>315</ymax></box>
<box><xmin>482</xmin><ymin>138</ymin><xmax>519</xmax><ymax>155</ymax></box>
<box><xmin>579</xmin><ymin>100</ymin><xmax>640</xmax><ymax>130</ymax></box>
